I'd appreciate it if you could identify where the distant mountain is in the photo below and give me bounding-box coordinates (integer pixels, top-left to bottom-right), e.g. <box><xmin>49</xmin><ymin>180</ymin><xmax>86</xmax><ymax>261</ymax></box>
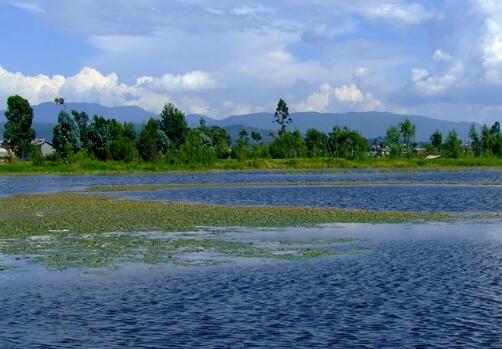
<box><xmin>1</xmin><ymin>122</ymin><xmax>54</xmax><ymax>141</ymax></box>
<box><xmin>188</xmin><ymin>112</ymin><xmax>478</xmax><ymax>141</ymax></box>
<box><xmin>0</xmin><ymin>102</ymin><xmax>154</xmax><ymax>124</ymax></box>
<box><xmin>1</xmin><ymin>102</ymin><xmax>480</xmax><ymax>141</ymax></box>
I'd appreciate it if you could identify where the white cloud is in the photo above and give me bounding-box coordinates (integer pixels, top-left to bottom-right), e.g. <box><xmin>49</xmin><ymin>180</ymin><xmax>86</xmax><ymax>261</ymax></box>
<box><xmin>354</xmin><ymin>66</ymin><xmax>369</xmax><ymax>79</ymax></box>
<box><xmin>433</xmin><ymin>49</ymin><xmax>452</xmax><ymax>62</ymax></box>
<box><xmin>0</xmin><ymin>65</ymin><xmax>217</xmax><ymax>112</ymax></box>
<box><xmin>295</xmin><ymin>83</ymin><xmax>381</xmax><ymax>113</ymax></box>
<box><xmin>9</xmin><ymin>1</ymin><xmax>45</xmax><ymax>13</ymax></box>
<box><xmin>136</xmin><ymin>71</ymin><xmax>217</xmax><ymax>92</ymax></box>
<box><xmin>410</xmin><ymin>68</ymin><xmax>457</xmax><ymax>95</ymax></box>
<box><xmin>231</xmin><ymin>5</ymin><xmax>271</xmax><ymax>16</ymax></box>
<box><xmin>481</xmin><ymin>17</ymin><xmax>502</xmax><ymax>82</ymax></box>
<box><xmin>344</xmin><ymin>1</ymin><xmax>435</xmax><ymax>25</ymax></box>
<box><xmin>221</xmin><ymin>100</ymin><xmax>264</xmax><ymax>117</ymax></box>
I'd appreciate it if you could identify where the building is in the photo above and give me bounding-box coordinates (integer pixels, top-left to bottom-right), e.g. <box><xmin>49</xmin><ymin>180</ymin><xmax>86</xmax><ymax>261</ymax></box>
<box><xmin>0</xmin><ymin>141</ymin><xmax>13</xmax><ymax>163</ymax></box>
<box><xmin>31</xmin><ymin>139</ymin><xmax>56</xmax><ymax>157</ymax></box>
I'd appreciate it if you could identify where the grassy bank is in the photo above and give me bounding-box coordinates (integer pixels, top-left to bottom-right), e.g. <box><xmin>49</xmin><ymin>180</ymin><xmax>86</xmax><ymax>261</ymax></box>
<box><xmin>2</xmin><ymin>157</ymin><xmax>502</xmax><ymax>175</ymax></box>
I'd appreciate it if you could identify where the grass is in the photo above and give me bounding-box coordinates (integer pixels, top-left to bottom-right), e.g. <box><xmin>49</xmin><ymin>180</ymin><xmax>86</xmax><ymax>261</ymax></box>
<box><xmin>0</xmin><ymin>193</ymin><xmax>450</xmax><ymax>270</ymax></box>
<box><xmin>2</xmin><ymin>157</ymin><xmax>502</xmax><ymax>175</ymax></box>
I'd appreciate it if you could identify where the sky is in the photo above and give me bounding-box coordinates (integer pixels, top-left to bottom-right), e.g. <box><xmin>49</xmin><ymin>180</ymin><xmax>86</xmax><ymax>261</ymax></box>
<box><xmin>1</xmin><ymin>0</ymin><xmax>502</xmax><ymax>123</ymax></box>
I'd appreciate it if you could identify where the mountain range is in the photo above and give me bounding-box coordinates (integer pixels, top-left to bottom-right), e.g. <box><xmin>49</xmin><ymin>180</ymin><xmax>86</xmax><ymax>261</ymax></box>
<box><xmin>1</xmin><ymin>102</ymin><xmax>479</xmax><ymax>142</ymax></box>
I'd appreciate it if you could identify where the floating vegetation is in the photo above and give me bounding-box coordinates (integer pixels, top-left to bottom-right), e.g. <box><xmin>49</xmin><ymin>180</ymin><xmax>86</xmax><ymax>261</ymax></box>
<box><xmin>0</xmin><ymin>193</ymin><xmax>452</xmax><ymax>270</ymax></box>
<box><xmin>0</xmin><ymin>228</ymin><xmax>358</xmax><ymax>270</ymax></box>
<box><xmin>0</xmin><ymin>193</ymin><xmax>452</xmax><ymax>239</ymax></box>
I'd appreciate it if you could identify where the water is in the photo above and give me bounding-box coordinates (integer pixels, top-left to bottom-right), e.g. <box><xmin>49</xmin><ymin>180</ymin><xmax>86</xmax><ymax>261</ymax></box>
<box><xmin>2</xmin><ymin>168</ymin><xmax>502</xmax><ymax>198</ymax></box>
<box><xmin>1</xmin><ymin>170</ymin><xmax>502</xmax><ymax>347</ymax></box>
<box><xmin>1</xmin><ymin>223</ymin><xmax>501</xmax><ymax>348</ymax></box>
<box><xmin>120</xmin><ymin>183</ymin><xmax>502</xmax><ymax>213</ymax></box>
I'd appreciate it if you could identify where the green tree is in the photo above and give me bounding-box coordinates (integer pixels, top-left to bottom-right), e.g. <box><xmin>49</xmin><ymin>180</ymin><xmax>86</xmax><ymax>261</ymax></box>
<box><xmin>137</xmin><ymin>118</ymin><xmax>170</xmax><ymax>162</ymax></box>
<box><xmin>304</xmin><ymin>128</ymin><xmax>328</xmax><ymax>157</ymax></box>
<box><xmin>87</xmin><ymin>116</ymin><xmax>111</xmax><ymax>160</ymax></box>
<box><xmin>179</xmin><ymin>129</ymin><xmax>215</xmax><ymax>164</ymax></box>
<box><xmin>106</xmin><ymin>119</ymin><xmax>137</xmax><ymax>162</ymax></box>
<box><xmin>385</xmin><ymin>125</ymin><xmax>401</xmax><ymax>158</ymax></box>
<box><xmin>233</xmin><ymin>129</ymin><xmax>251</xmax><ymax>160</ymax></box>
<box><xmin>269</xmin><ymin>130</ymin><xmax>305</xmax><ymax>158</ymax></box>
<box><xmin>159</xmin><ymin>103</ymin><xmax>188</xmax><ymax>148</ymax></box>
<box><xmin>328</xmin><ymin>127</ymin><xmax>368</xmax><ymax>159</ymax></box>
<box><xmin>274</xmin><ymin>98</ymin><xmax>291</xmax><ymax>134</ymax></box>
<box><xmin>123</xmin><ymin>122</ymin><xmax>137</xmax><ymax>142</ymax></box>
<box><xmin>52</xmin><ymin>111</ymin><xmax>81</xmax><ymax>160</ymax></box>
<box><xmin>251</xmin><ymin>131</ymin><xmax>262</xmax><ymax>144</ymax></box>
<box><xmin>71</xmin><ymin>110</ymin><xmax>90</xmax><ymax>149</ymax></box>
<box><xmin>444</xmin><ymin>130</ymin><xmax>463</xmax><ymax>158</ymax></box>
<box><xmin>205</xmin><ymin>126</ymin><xmax>231</xmax><ymax>159</ymax></box>
<box><xmin>399</xmin><ymin>118</ymin><xmax>416</xmax><ymax>145</ymax></box>
<box><xmin>3</xmin><ymin>95</ymin><xmax>36</xmax><ymax>158</ymax></box>
<box><xmin>468</xmin><ymin>125</ymin><xmax>481</xmax><ymax>156</ymax></box>
<box><xmin>385</xmin><ymin>125</ymin><xmax>401</xmax><ymax>146</ymax></box>
<box><xmin>430</xmin><ymin>130</ymin><xmax>443</xmax><ymax>148</ymax></box>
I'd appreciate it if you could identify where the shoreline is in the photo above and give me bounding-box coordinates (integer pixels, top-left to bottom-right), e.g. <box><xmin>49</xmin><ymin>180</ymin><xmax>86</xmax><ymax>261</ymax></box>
<box><xmin>2</xmin><ymin>158</ymin><xmax>502</xmax><ymax>176</ymax></box>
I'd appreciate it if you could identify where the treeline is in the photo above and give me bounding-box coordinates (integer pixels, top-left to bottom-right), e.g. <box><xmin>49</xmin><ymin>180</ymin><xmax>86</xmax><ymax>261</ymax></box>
<box><xmin>3</xmin><ymin>94</ymin><xmax>502</xmax><ymax>164</ymax></box>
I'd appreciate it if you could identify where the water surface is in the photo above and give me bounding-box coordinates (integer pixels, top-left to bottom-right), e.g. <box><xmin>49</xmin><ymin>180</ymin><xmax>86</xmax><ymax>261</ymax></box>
<box><xmin>1</xmin><ymin>223</ymin><xmax>501</xmax><ymax>348</ymax></box>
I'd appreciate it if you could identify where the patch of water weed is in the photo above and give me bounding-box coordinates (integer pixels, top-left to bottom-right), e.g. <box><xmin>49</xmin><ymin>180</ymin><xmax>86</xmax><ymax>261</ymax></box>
<box><xmin>0</xmin><ymin>194</ymin><xmax>452</xmax><ymax>240</ymax></box>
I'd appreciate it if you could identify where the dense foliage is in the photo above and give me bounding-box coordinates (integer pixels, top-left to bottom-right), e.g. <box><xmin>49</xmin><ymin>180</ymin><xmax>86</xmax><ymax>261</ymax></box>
<box><xmin>6</xmin><ymin>95</ymin><xmax>502</xmax><ymax>166</ymax></box>
<box><xmin>3</xmin><ymin>95</ymin><xmax>36</xmax><ymax>158</ymax></box>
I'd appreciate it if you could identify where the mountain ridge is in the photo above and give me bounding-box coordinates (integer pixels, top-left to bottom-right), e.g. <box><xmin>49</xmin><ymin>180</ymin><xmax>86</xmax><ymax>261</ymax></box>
<box><xmin>1</xmin><ymin>102</ymin><xmax>479</xmax><ymax>141</ymax></box>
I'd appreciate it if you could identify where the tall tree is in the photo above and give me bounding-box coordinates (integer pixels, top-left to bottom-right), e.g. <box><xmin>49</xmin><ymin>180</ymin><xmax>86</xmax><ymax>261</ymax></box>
<box><xmin>3</xmin><ymin>95</ymin><xmax>36</xmax><ymax>158</ymax></box>
<box><xmin>328</xmin><ymin>126</ymin><xmax>368</xmax><ymax>159</ymax></box>
<box><xmin>430</xmin><ymin>130</ymin><xmax>443</xmax><ymax>148</ymax></box>
<box><xmin>274</xmin><ymin>99</ymin><xmax>291</xmax><ymax>134</ymax></box>
<box><xmin>468</xmin><ymin>125</ymin><xmax>481</xmax><ymax>156</ymax></box>
<box><xmin>399</xmin><ymin>118</ymin><xmax>416</xmax><ymax>145</ymax></box>
<box><xmin>52</xmin><ymin>111</ymin><xmax>81</xmax><ymax>160</ymax></box>
<box><xmin>71</xmin><ymin>110</ymin><xmax>89</xmax><ymax>148</ymax></box>
<box><xmin>137</xmin><ymin>118</ymin><xmax>170</xmax><ymax>162</ymax></box>
<box><xmin>159</xmin><ymin>103</ymin><xmax>188</xmax><ymax>148</ymax></box>
<box><xmin>123</xmin><ymin>122</ymin><xmax>137</xmax><ymax>142</ymax></box>
<box><xmin>87</xmin><ymin>116</ymin><xmax>111</xmax><ymax>160</ymax></box>
<box><xmin>444</xmin><ymin>130</ymin><xmax>463</xmax><ymax>158</ymax></box>
<box><xmin>385</xmin><ymin>126</ymin><xmax>401</xmax><ymax>146</ymax></box>
<box><xmin>304</xmin><ymin>128</ymin><xmax>328</xmax><ymax>157</ymax></box>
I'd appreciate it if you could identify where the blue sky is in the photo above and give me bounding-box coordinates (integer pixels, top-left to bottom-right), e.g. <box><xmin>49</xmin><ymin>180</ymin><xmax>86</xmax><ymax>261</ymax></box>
<box><xmin>1</xmin><ymin>0</ymin><xmax>502</xmax><ymax>123</ymax></box>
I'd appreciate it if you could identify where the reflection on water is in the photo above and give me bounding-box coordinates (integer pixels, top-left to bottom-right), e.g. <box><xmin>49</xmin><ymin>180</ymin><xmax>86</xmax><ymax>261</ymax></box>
<box><xmin>1</xmin><ymin>223</ymin><xmax>501</xmax><ymax>348</ymax></box>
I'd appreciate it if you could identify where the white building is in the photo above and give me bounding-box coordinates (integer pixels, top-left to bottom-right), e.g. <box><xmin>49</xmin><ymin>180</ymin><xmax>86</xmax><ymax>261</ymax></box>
<box><xmin>31</xmin><ymin>139</ymin><xmax>56</xmax><ymax>157</ymax></box>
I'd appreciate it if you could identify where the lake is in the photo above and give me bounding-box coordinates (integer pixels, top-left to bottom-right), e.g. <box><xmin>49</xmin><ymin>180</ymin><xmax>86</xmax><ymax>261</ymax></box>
<box><xmin>1</xmin><ymin>170</ymin><xmax>501</xmax><ymax>348</ymax></box>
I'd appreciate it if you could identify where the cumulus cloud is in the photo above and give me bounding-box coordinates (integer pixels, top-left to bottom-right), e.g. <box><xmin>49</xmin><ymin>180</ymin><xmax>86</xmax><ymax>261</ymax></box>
<box><xmin>295</xmin><ymin>83</ymin><xmax>381</xmax><ymax>113</ymax></box>
<box><xmin>136</xmin><ymin>71</ymin><xmax>217</xmax><ymax>92</ymax></box>
<box><xmin>0</xmin><ymin>66</ymin><xmax>217</xmax><ymax>112</ymax></box>
<box><xmin>478</xmin><ymin>3</ymin><xmax>502</xmax><ymax>83</ymax></box>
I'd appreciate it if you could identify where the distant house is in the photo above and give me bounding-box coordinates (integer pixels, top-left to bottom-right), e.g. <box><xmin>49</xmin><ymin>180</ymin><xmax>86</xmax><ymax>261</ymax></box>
<box><xmin>413</xmin><ymin>147</ymin><xmax>427</xmax><ymax>156</ymax></box>
<box><xmin>31</xmin><ymin>139</ymin><xmax>55</xmax><ymax>157</ymax></box>
<box><xmin>0</xmin><ymin>141</ymin><xmax>13</xmax><ymax>163</ymax></box>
